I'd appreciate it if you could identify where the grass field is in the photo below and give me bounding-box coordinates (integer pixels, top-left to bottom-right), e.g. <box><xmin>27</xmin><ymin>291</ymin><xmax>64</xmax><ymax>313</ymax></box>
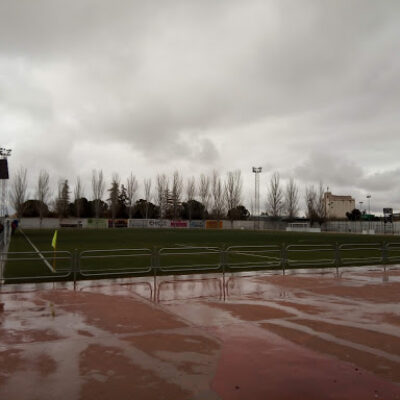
<box><xmin>3</xmin><ymin>228</ymin><xmax>400</xmax><ymax>282</ymax></box>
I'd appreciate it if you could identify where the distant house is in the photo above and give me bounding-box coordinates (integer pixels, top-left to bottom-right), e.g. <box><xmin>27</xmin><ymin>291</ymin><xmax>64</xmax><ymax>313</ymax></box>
<box><xmin>324</xmin><ymin>192</ymin><xmax>355</xmax><ymax>219</ymax></box>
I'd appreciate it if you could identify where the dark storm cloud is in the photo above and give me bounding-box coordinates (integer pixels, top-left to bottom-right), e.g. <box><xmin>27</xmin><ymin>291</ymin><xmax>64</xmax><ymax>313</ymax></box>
<box><xmin>1</xmin><ymin>1</ymin><xmax>400</xmax><ymax>211</ymax></box>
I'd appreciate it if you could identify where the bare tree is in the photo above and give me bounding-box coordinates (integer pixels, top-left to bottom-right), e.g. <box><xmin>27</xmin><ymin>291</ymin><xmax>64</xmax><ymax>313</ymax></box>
<box><xmin>126</xmin><ymin>173</ymin><xmax>138</xmax><ymax>219</ymax></box>
<box><xmin>92</xmin><ymin>170</ymin><xmax>105</xmax><ymax>218</ymax></box>
<box><xmin>305</xmin><ymin>182</ymin><xmax>326</xmax><ymax>226</ymax></box>
<box><xmin>224</xmin><ymin>170</ymin><xmax>242</xmax><ymax>226</ymax></box>
<box><xmin>305</xmin><ymin>184</ymin><xmax>317</xmax><ymax>223</ymax></box>
<box><xmin>284</xmin><ymin>177</ymin><xmax>299</xmax><ymax>219</ymax></box>
<box><xmin>212</xmin><ymin>170</ymin><xmax>225</xmax><ymax>221</ymax></box>
<box><xmin>156</xmin><ymin>174</ymin><xmax>168</xmax><ymax>219</ymax></box>
<box><xmin>143</xmin><ymin>178</ymin><xmax>152</xmax><ymax>219</ymax></box>
<box><xmin>171</xmin><ymin>171</ymin><xmax>183</xmax><ymax>220</ymax></box>
<box><xmin>74</xmin><ymin>177</ymin><xmax>84</xmax><ymax>218</ymax></box>
<box><xmin>186</xmin><ymin>176</ymin><xmax>196</xmax><ymax>221</ymax></box>
<box><xmin>266</xmin><ymin>172</ymin><xmax>283</xmax><ymax>218</ymax></box>
<box><xmin>316</xmin><ymin>181</ymin><xmax>327</xmax><ymax>225</ymax></box>
<box><xmin>36</xmin><ymin>170</ymin><xmax>51</xmax><ymax>227</ymax></box>
<box><xmin>198</xmin><ymin>174</ymin><xmax>210</xmax><ymax>220</ymax></box>
<box><xmin>224</xmin><ymin>170</ymin><xmax>242</xmax><ymax>211</ymax></box>
<box><xmin>10</xmin><ymin>167</ymin><xmax>28</xmax><ymax>218</ymax></box>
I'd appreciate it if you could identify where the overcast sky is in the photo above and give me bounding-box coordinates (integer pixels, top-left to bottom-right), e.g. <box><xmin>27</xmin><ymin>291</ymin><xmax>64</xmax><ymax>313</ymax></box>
<box><xmin>2</xmin><ymin>0</ymin><xmax>400</xmax><ymax>214</ymax></box>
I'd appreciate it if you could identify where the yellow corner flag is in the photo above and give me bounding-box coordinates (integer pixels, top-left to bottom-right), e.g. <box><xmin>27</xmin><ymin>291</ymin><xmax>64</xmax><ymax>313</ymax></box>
<box><xmin>51</xmin><ymin>230</ymin><xmax>58</xmax><ymax>249</ymax></box>
<box><xmin>51</xmin><ymin>230</ymin><xmax>58</xmax><ymax>271</ymax></box>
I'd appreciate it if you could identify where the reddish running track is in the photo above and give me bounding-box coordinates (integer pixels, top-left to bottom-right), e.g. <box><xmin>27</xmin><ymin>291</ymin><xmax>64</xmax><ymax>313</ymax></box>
<box><xmin>1</xmin><ymin>266</ymin><xmax>400</xmax><ymax>399</ymax></box>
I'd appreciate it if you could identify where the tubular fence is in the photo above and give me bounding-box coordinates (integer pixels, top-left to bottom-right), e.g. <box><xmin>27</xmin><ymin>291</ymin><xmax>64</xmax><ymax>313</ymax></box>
<box><xmin>1</xmin><ymin>242</ymin><xmax>400</xmax><ymax>286</ymax></box>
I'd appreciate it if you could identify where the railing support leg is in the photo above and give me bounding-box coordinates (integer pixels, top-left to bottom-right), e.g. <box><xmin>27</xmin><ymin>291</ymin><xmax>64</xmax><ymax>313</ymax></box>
<box><xmin>382</xmin><ymin>242</ymin><xmax>388</xmax><ymax>266</ymax></box>
<box><xmin>281</xmin><ymin>243</ymin><xmax>286</xmax><ymax>275</ymax></box>
<box><xmin>334</xmin><ymin>242</ymin><xmax>341</xmax><ymax>277</ymax></box>
<box><xmin>221</xmin><ymin>246</ymin><xmax>226</xmax><ymax>274</ymax></box>
<box><xmin>73</xmin><ymin>249</ymin><xmax>78</xmax><ymax>290</ymax></box>
<box><xmin>152</xmin><ymin>247</ymin><xmax>158</xmax><ymax>303</ymax></box>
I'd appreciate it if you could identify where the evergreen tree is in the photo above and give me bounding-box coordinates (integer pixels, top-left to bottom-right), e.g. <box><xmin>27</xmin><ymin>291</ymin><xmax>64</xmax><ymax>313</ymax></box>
<box><xmin>107</xmin><ymin>175</ymin><xmax>120</xmax><ymax>225</ymax></box>
<box><xmin>56</xmin><ymin>179</ymin><xmax>70</xmax><ymax>218</ymax></box>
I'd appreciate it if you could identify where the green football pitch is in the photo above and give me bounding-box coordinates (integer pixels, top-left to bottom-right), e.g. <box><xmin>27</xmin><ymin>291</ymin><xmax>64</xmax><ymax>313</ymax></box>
<box><xmin>3</xmin><ymin>228</ymin><xmax>400</xmax><ymax>282</ymax></box>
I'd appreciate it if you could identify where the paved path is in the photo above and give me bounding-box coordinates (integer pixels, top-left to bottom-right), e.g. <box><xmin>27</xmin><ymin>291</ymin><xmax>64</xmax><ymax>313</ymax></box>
<box><xmin>1</xmin><ymin>267</ymin><xmax>400</xmax><ymax>399</ymax></box>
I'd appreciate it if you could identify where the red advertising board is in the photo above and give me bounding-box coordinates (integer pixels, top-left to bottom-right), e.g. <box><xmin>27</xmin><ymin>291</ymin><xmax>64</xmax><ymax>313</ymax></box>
<box><xmin>170</xmin><ymin>221</ymin><xmax>188</xmax><ymax>228</ymax></box>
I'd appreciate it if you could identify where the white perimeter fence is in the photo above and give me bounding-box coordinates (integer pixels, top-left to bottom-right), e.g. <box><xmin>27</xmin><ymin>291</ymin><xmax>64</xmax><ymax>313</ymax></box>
<box><xmin>12</xmin><ymin>217</ymin><xmax>400</xmax><ymax>235</ymax></box>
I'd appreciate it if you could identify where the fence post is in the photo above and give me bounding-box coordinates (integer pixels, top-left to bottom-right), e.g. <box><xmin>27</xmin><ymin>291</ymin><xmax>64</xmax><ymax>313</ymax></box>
<box><xmin>73</xmin><ymin>248</ymin><xmax>79</xmax><ymax>290</ymax></box>
<box><xmin>334</xmin><ymin>242</ymin><xmax>341</xmax><ymax>271</ymax></box>
<box><xmin>152</xmin><ymin>247</ymin><xmax>158</xmax><ymax>302</ymax></box>
<box><xmin>281</xmin><ymin>243</ymin><xmax>286</xmax><ymax>275</ymax></box>
<box><xmin>382</xmin><ymin>242</ymin><xmax>388</xmax><ymax>265</ymax></box>
<box><xmin>221</xmin><ymin>245</ymin><xmax>226</xmax><ymax>274</ymax></box>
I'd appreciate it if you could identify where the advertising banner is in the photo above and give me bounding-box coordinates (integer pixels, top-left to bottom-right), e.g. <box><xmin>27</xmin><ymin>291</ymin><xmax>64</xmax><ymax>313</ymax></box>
<box><xmin>205</xmin><ymin>220</ymin><xmax>223</xmax><ymax>229</ymax></box>
<box><xmin>189</xmin><ymin>220</ymin><xmax>205</xmax><ymax>229</ymax></box>
<box><xmin>128</xmin><ymin>219</ymin><xmax>147</xmax><ymax>228</ymax></box>
<box><xmin>87</xmin><ymin>219</ymin><xmax>108</xmax><ymax>229</ymax></box>
<box><xmin>148</xmin><ymin>219</ymin><xmax>170</xmax><ymax>228</ymax></box>
<box><xmin>170</xmin><ymin>221</ymin><xmax>188</xmax><ymax>228</ymax></box>
<box><xmin>108</xmin><ymin>219</ymin><xmax>128</xmax><ymax>228</ymax></box>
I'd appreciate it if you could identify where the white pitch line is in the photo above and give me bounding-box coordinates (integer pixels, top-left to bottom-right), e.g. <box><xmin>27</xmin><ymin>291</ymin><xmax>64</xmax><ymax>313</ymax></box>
<box><xmin>21</xmin><ymin>229</ymin><xmax>55</xmax><ymax>273</ymax></box>
<box><xmin>234</xmin><ymin>251</ymin><xmax>279</xmax><ymax>260</ymax></box>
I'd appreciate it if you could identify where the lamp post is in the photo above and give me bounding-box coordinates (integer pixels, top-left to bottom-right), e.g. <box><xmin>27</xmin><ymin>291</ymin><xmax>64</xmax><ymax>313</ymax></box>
<box><xmin>252</xmin><ymin>167</ymin><xmax>262</xmax><ymax>230</ymax></box>
<box><xmin>366</xmin><ymin>195</ymin><xmax>371</xmax><ymax>233</ymax></box>
<box><xmin>0</xmin><ymin>147</ymin><xmax>12</xmax><ymax>218</ymax></box>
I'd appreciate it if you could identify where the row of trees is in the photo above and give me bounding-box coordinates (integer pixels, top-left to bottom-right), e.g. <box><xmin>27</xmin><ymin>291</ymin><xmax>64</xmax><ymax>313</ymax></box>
<box><xmin>10</xmin><ymin>168</ymin><xmax>248</xmax><ymax>223</ymax></box>
<box><xmin>10</xmin><ymin>167</ymin><xmax>327</xmax><ymax>224</ymax></box>
<box><xmin>265</xmin><ymin>172</ymin><xmax>328</xmax><ymax>225</ymax></box>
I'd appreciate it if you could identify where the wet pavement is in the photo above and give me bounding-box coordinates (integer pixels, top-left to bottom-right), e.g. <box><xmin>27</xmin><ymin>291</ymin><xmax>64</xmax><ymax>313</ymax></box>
<box><xmin>1</xmin><ymin>266</ymin><xmax>400</xmax><ymax>399</ymax></box>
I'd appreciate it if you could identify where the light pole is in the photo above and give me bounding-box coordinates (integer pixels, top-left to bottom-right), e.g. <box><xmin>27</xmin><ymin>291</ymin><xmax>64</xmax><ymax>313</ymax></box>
<box><xmin>252</xmin><ymin>167</ymin><xmax>262</xmax><ymax>230</ymax></box>
<box><xmin>359</xmin><ymin>201</ymin><xmax>363</xmax><ymax>233</ymax></box>
<box><xmin>0</xmin><ymin>147</ymin><xmax>12</xmax><ymax>218</ymax></box>
<box><xmin>366</xmin><ymin>195</ymin><xmax>371</xmax><ymax>233</ymax></box>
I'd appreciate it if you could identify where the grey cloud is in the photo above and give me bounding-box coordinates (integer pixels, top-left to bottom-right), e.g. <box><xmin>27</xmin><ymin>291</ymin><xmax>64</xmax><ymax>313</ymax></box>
<box><xmin>361</xmin><ymin>169</ymin><xmax>400</xmax><ymax>192</ymax></box>
<box><xmin>1</xmin><ymin>0</ymin><xmax>400</xmax><ymax>212</ymax></box>
<box><xmin>294</xmin><ymin>153</ymin><xmax>364</xmax><ymax>187</ymax></box>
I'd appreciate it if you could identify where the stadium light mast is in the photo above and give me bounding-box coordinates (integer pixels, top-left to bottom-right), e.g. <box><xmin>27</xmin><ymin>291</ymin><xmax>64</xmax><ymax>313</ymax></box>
<box><xmin>252</xmin><ymin>167</ymin><xmax>262</xmax><ymax>230</ymax></box>
<box><xmin>359</xmin><ymin>201</ymin><xmax>363</xmax><ymax>233</ymax></box>
<box><xmin>0</xmin><ymin>147</ymin><xmax>12</xmax><ymax>217</ymax></box>
<box><xmin>366</xmin><ymin>194</ymin><xmax>371</xmax><ymax>232</ymax></box>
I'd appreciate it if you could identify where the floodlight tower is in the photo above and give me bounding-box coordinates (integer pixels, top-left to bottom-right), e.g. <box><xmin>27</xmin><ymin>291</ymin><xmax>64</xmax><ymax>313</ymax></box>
<box><xmin>366</xmin><ymin>194</ymin><xmax>371</xmax><ymax>232</ymax></box>
<box><xmin>252</xmin><ymin>167</ymin><xmax>262</xmax><ymax>229</ymax></box>
<box><xmin>0</xmin><ymin>147</ymin><xmax>11</xmax><ymax>217</ymax></box>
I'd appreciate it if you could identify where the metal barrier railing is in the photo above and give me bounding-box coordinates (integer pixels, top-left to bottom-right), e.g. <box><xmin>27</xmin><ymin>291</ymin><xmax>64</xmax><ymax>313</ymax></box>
<box><xmin>79</xmin><ymin>248</ymin><xmax>152</xmax><ymax>277</ymax></box>
<box><xmin>1</xmin><ymin>242</ymin><xmax>400</xmax><ymax>286</ymax></box>
<box><xmin>158</xmin><ymin>246</ymin><xmax>221</xmax><ymax>273</ymax></box>
<box><xmin>338</xmin><ymin>243</ymin><xmax>383</xmax><ymax>266</ymax></box>
<box><xmin>1</xmin><ymin>250</ymin><xmax>73</xmax><ymax>282</ymax></box>
<box><xmin>226</xmin><ymin>245</ymin><xmax>281</xmax><ymax>269</ymax></box>
<box><xmin>386</xmin><ymin>242</ymin><xmax>400</xmax><ymax>263</ymax></box>
<box><xmin>286</xmin><ymin>244</ymin><xmax>336</xmax><ymax>268</ymax></box>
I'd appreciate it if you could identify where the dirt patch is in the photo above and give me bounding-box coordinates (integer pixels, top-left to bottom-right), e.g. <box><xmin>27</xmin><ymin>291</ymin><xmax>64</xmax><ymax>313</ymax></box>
<box><xmin>80</xmin><ymin>344</ymin><xmax>190</xmax><ymax>400</ymax></box>
<box><xmin>0</xmin><ymin>328</ymin><xmax>63</xmax><ymax>345</ymax></box>
<box><xmin>210</xmin><ymin>302</ymin><xmax>294</xmax><ymax>321</ymax></box>
<box><xmin>262</xmin><ymin>322</ymin><xmax>400</xmax><ymax>383</ymax></box>
<box><xmin>35</xmin><ymin>353</ymin><xmax>57</xmax><ymax>377</ymax></box>
<box><xmin>382</xmin><ymin>313</ymin><xmax>400</xmax><ymax>327</ymax></box>
<box><xmin>126</xmin><ymin>333</ymin><xmax>220</xmax><ymax>356</ymax></box>
<box><xmin>294</xmin><ymin>319</ymin><xmax>400</xmax><ymax>355</ymax></box>
<box><xmin>41</xmin><ymin>291</ymin><xmax>187</xmax><ymax>334</ymax></box>
<box><xmin>276</xmin><ymin>301</ymin><xmax>324</xmax><ymax>314</ymax></box>
<box><xmin>310</xmin><ymin>281</ymin><xmax>400</xmax><ymax>303</ymax></box>
<box><xmin>0</xmin><ymin>349</ymin><xmax>24</xmax><ymax>385</ymax></box>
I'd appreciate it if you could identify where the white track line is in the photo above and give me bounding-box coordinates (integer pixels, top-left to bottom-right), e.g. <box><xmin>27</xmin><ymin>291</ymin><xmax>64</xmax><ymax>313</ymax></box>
<box><xmin>21</xmin><ymin>229</ymin><xmax>55</xmax><ymax>273</ymax></box>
